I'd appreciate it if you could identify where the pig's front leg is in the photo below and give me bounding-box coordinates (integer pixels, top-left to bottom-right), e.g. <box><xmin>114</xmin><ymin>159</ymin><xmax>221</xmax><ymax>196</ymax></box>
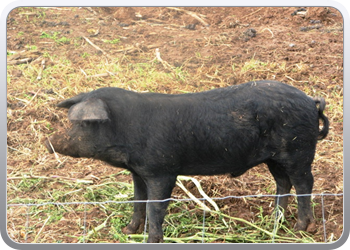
<box><xmin>123</xmin><ymin>173</ymin><xmax>147</xmax><ymax>234</ymax></box>
<box><xmin>144</xmin><ymin>175</ymin><xmax>177</xmax><ymax>243</ymax></box>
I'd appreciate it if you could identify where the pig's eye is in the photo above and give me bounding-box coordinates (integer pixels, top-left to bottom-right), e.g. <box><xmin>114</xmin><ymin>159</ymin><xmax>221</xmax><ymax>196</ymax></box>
<box><xmin>79</xmin><ymin>121</ymin><xmax>89</xmax><ymax>127</ymax></box>
<box><xmin>79</xmin><ymin>121</ymin><xmax>97</xmax><ymax>128</ymax></box>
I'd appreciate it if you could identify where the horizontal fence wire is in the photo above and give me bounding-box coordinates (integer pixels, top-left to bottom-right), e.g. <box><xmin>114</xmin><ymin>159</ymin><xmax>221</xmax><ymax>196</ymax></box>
<box><xmin>7</xmin><ymin>193</ymin><xmax>343</xmax><ymax>207</ymax></box>
<box><xmin>7</xmin><ymin>193</ymin><xmax>344</xmax><ymax>243</ymax></box>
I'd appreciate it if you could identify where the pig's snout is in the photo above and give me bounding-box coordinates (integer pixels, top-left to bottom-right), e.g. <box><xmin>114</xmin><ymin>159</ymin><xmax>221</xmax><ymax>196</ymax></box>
<box><xmin>43</xmin><ymin>134</ymin><xmax>81</xmax><ymax>158</ymax></box>
<box><xmin>44</xmin><ymin>137</ymin><xmax>55</xmax><ymax>154</ymax></box>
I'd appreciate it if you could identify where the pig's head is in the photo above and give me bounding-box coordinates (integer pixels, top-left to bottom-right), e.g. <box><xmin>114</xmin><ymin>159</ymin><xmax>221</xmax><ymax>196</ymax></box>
<box><xmin>44</xmin><ymin>94</ymin><xmax>127</xmax><ymax>165</ymax></box>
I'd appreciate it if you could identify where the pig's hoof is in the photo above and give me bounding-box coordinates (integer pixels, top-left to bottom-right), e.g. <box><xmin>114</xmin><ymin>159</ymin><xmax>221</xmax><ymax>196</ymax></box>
<box><xmin>122</xmin><ymin>225</ymin><xmax>136</xmax><ymax>234</ymax></box>
<box><xmin>122</xmin><ymin>222</ymin><xmax>145</xmax><ymax>234</ymax></box>
<box><xmin>294</xmin><ymin>219</ymin><xmax>312</xmax><ymax>232</ymax></box>
<box><xmin>306</xmin><ymin>221</ymin><xmax>317</xmax><ymax>233</ymax></box>
<box><xmin>294</xmin><ymin>222</ymin><xmax>306</xmax><ymax>231</ymax></box>
<box><xmin>147</xmin><ymin>235</ymin><xmax>164</xmax><ymax>243</ymax></box>
<box><xmin>294</xmin><ymin>220</ymin><xmax>316</xmax><ymax>234</ymax></box>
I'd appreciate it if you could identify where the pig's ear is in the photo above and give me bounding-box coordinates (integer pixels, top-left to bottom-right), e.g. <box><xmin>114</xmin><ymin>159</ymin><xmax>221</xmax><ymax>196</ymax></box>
<box><xmin>57</xmin><ymin>93</ymin><xmax>87</xmax><ymax>109</ymax></box>
<box><xmin>68</xmin><ymin>98</ymin><xmax>110</xmax><ymax>121</ymax></box>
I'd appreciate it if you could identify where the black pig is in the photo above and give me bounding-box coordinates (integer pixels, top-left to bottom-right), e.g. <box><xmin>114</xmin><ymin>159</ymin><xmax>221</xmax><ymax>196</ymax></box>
<box><xmin>45</xmin><ymin>80</ymin><xmax>329</xmax><ymax>243</ymax></box>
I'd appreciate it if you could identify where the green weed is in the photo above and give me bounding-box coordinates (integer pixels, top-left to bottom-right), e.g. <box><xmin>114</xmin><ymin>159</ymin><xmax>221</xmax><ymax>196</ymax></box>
<box><xmin>40</xmin><ymin>31</ymin><xmax>71</xmax><ymax>45</ymax></box>
<box><xmin>102</xmin><ymin>39</ymin><xmax>120</xmax><ymax>44</ymax></box>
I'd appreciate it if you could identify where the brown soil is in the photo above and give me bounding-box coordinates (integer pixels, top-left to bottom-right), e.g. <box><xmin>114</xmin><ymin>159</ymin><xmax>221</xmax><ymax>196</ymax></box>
<box><xmin>7</xmin><ymin>7</ymin><xmax>343</xmax><ymax>243</ymax></box>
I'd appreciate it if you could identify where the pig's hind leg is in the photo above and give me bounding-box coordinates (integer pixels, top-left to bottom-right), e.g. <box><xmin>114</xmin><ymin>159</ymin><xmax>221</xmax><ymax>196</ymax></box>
<box><xmin>269</xmin><ymin>153</ymin><xmax>315</xmax><ymax>232</ymax></box>
<box><xmin>288</xmin><ymin>167</ymin><xmax>315</xmax><ymax>231</ymax></box>
<box><xmin>266</xmin><ymin>160</ymin><xmax>293</xmax><ymax>213</ymax></box>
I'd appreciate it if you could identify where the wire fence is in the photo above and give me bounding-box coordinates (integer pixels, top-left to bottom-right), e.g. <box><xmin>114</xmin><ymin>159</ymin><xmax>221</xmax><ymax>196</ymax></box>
<box><xmin>7</xmin><ymin>192</ymin><xmax>343</xmax><ymax>244</ymax></box>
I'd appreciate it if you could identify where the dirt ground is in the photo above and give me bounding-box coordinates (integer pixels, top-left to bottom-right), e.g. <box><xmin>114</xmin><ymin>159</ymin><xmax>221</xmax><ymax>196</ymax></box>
<box><xmin>6</xmin><ymin>7</ymin><xmax>343</xmax><ymax>243</ymax></box>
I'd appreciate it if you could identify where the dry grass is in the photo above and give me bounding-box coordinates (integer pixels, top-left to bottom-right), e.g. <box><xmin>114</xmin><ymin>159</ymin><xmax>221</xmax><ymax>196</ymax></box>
<box><xmin>7</xmin><ymin>7</ymin><xmax>343</xmax><ymax>244</ymax></box>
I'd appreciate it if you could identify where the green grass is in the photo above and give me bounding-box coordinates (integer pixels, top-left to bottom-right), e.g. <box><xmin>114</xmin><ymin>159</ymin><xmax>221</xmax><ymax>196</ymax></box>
<box><xmin>40</xmin><ymin>31</ymin><xmax>71</xmax><ymax>45</ymax></box>
<box><xmin>6</xmin><ymin>168</ymin><xmax>323</xmax><ymax>243</ymax></box>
